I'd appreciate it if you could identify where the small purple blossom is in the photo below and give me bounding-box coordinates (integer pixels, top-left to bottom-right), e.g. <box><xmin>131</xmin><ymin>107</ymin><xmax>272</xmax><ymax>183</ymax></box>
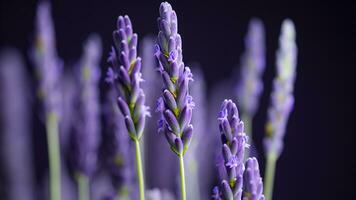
<box><xmin>213</xmin><ymin>99</ymin><xmax>248</xmax><ymax>200</ymax></box>
<box><xmin>72</xmin><ymin>34</ymin><xmax>102</xmax><ymax>177</ymax></box>
<box><xmin>236</xmin><ymin>19</ymin><xmax>266</xmax><ymax>118</ymax></box>
<box><xmin>156</xmin><ymin>2</ymin><xmax>194</xmax><ymax>156</ymax></box>
<box><xmin>243</xmin><ymin>157</ymin><xmax>265</xmax><ymax>200</ymax></box>
<box><xmin>264</xmin><ymin>19</ymin><xmax>298</xmax><ymax>157</ymax></box>
<box><xmin>107</xmin><ymin>15</ymin><xmax>150</xmax><ymax>141</ymax></box>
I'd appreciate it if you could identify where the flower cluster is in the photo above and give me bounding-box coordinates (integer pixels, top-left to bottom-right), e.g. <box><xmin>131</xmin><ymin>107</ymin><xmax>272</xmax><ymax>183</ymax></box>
<box><xmin>213</xmin><ymin>99</ymin><xmax>248</xmax><ymax>200</ymax></box>
<box><xmin>107</xmin><ymin>15</ymin><xmax>150</xmax><ymax>141</ymax></box>
<box><xmin>243</xmin><ymin>157</ymin><xmax>265</xmax><ymax>200</ymax></box>
<box><xmin>156</xmin><ymin>2</ymin><xmax>194</xmax><ymax>156</ymax></box>
<box><xmin>264</xmin><ymin>19</ymin><xmax>298</xmax><ymax>157</ymax></box>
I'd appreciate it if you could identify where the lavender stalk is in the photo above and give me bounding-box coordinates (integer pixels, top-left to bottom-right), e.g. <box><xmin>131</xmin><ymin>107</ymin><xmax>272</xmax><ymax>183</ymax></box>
<box><xmin>107</xmin><ymin>15</ymin><xmax>150</xmax><ymax>200</ymax></box>
<box><xmin>212</xmin><ymin>99</ymin><xmax>248</xmax><ymax>200</ymax></box>
<box><xmin>73</xmin><ymin>34</ymin><xmax>102</xmax><ymax>200</ymax></box>
<box><xmin>263</xmin><ymin>19</ymin><xmax>298</xmax><ymax>200</ymax></box>
<box><xmin>32</xmin><ymin>3</ymin><xmax>62</xmax><ymax>200</ymax></box>
<box><xmin>243</xmin><ymin>157</ymin><xmax>265</xmax><ymax>200</ymax></box>
<box><xmin>236</xmin><ymin>19</ymin><xmax>266</xmax><ymax>143</ymax></box>
<box><xmin>155</xmin><ymin>3</ymin><xmax>194</xmax><ymax>200</ymax></box>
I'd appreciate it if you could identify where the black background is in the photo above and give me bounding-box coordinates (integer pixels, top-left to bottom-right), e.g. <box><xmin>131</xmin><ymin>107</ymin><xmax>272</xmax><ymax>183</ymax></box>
<box><xmin>0</xmin><ymin>0</ymin><xmax>354</xmax><ymax>199</ymax></box>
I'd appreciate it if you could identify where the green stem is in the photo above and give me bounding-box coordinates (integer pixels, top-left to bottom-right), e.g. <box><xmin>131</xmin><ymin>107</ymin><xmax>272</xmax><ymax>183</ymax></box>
<box><xmin>179</xmin><ymin>155</ymin><xmax>186</xmax><ymax>200</ymax></box>
<box><xmin>77</xmin><ymin>173</ymin><xmax>89</xmax><ymax>200</ymax></box>
<box><xmin>134</xmin><ymin>140</ymin><xmax>145</xmax><ymax>200</ymax></box>
<box><xmin>264</xmin><ymin>153</ymin><xmax>277</xmax><ymax>200</ymax></box>
<box><xmin>243</xmin><ymin>114</ymin><xmax>252</xmax><ymax>160</ymax></box>
<box><xmin>46</xmin><ymin>112</ymin><xmax>61</xmax><ymax>200</ymax></box>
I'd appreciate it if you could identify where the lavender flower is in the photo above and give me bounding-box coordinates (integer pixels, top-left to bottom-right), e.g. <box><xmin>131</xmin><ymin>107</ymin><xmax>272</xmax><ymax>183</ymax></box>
<box><xmin>0</xmin><ymin>48</ymin><xmax>35</xmax><ymax>200</ymax></box>
<box><xmin>72</xmin><ymin>35</ymin><xmax>102</xmax><ymax>177</ymax></box>
<box><xmin>156</xmin><ymin>1</ymin><xmax>194</xmax><ymax>157</ymax></box>
<box><xmin>264</xmin><ymin>19</ymin><xmax>297</xmax><ymax>158</ymax></box>
<box><xmin>263</xmin><ymin>19</ymin><xmax>297</xmax><ymax>200</ymax></box>
<box><xmin>213</xmin><ymin>99</ymin><xmax>248</xmax><ymax>200</ymax></box>
<box><xmin>107</xmin><ymin>15</ymin><xmax>150</xmax><ymax>141</ymax></box>
<box><xmin>107</xmin><ymin>15</ymin><xmax>149</xmax><ymax>200</ymax></box>
<box><xmin>243</xmin><ymin>158</ymin><xmax>265</xmax><ymax>200</ymax></box>
<box><xmin>155</xmin><ymin>3</ymin><xmax>194</xmax><ymax>199</ymax></box>
<box><xmin>236</xmin><ymin>19</ymin><xmax>266</xmax><ymax>119</ymax></box>
<box><xmin>32</xmin><ymin>2</ymin><xmax>62</xmax><ymax>200</ymax></box>
<box><xmin>71</xmin><ymin>34</ymin><xmax>102</xmax><ymax>200</ymax></box>
<box><xmin>32</xmin><ymin>1</ymin><xmax>62</xmax><ymax>115</ymax></box>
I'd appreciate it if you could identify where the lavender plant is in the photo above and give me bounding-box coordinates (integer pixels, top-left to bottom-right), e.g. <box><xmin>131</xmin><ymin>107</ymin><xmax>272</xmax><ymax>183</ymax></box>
<box><xmin>155</xmin><ymin>2</ymin><xmax>194</xmax><ymax>200</ymax></box>
<box><xmin>72</xmin><ymin>35</ymin><xmax>102</xmax><ymax>200</ymax></box>
<box><xmin>107</xmin><ymin>15</ymin><xmax>150</xmax><ymax>200</ymax></box>
<box><xmin>212</xmin><ymin>99</ymin><xmax>248</xmax><ymax>200</ymax></box>
<box><xmin>263</xmin><ymin>19</ymin><xmax>298</xmax><ymax>200</ymax></box>
<box><xmin>243</xmin><ymin>157</ymin><xmax>265</xmax><ymax>200</ymax></box>
<box><xmin>236</xmin><ymin>19</ymin><xmax>266</xmax><ymax>142</ymax></box>
<box><xmin>32</xmin><ymin>2</ymin><xmax>62</xmax><ymax>200</ymax></box>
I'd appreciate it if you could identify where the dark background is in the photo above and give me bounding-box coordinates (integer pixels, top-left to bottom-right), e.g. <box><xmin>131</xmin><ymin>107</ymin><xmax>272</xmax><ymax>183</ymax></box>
<box><xmin>0</xmin><ymin>0</ymin><xmax>354</xmax><ymax>199</ymax></box>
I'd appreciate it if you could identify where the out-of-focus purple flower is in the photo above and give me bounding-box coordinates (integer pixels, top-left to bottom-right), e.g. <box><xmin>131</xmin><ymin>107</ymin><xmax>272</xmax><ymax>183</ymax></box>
<box><xmin>264</xmin><ymin>19</ymin><xmax>298</xmax><ymax>157</ymax></box>
<box><xmin>141</xmin><ymin>36</ymin><xmax>178</xmax><ymax>192</ymax></box>
<box><xmin>102</xmin><ymin>89</ymin><xmax>135</xmax><ymax>199</ymax></box>
<box><xmin>72</xmin><ymin>35</ymin><xmax>102</xmax><ymax>177</ymax></box>
<box><xmin>0</xmin><ymin>48</ymin><xmax>35</xmax><ymax>200</ymax></box>
<box><xmin>243</xmin><ymin>157</ymin><xmax>265</xmax><ymax>200</ymax></box>
<box><xmin>156</xmin><ymin>1</ymin><xmax>194</xmax><ymax>156</ymax></box>
<box><xmin>213</xmin><ymin>99</ymin><xmax>248</xmax><ymax>200</ymax></box>
<box><xmin>32</xmin><ymin>1</ymin><xmax>62</xmax><ymax>115</ymax></box>
<box><xmin>236</xmin><ymin>19</ymin><xmax>266</xmax><ymax>119</ymax></box>
<box><xmin>107</xmin><ymin>15</ymin><xmax>150</xmax><ymax>142</ymax></box>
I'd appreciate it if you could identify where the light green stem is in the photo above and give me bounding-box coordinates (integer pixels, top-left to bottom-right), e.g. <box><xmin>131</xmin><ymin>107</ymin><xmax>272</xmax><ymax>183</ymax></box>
<box><xmin>46</xmin><ymin>112</ymin><xmax>61</xmax><ymax>200</ymax></box>
<box><xmin>243</xmin><ymin>114</ymin><xmax>252</xmax><ymax>160</ymax></box>
<box><xmin>77</xmin><ymin>173</ymin><xmax>89</xmax><ymax>200</ymax></box>
<box><xmin>179</xmin><ymin>155</ymin><xmax>186</xmax><ymax>200</ymax></box>
<box><xmin>264</xmin><ymin>153</ymin><xmax>277</xmax><ymax>200</ymax></box>
<box><xmin>134</xmin><ymin>140</ymin><xmax>145</xmax><ymax>200</ymax></box>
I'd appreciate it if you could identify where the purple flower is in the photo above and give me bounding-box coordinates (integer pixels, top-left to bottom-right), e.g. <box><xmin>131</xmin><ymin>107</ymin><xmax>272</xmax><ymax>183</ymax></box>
<box><xmin>213</xmin><ymin>99</ymin><xmax>248</xmax><ymax>200</ymax></box>
<box><xmin>264</xmin><ymin>19</ymin><xmax>298</xmax><ymax>157</ymax></box>
<box><xmin>236</xmin><ymin>18</ymin><xmax>266</xmax><ymax>120</ymax></box>
<box><xmin>72</xmin><ymin>34</ymin><xmax>102</xmax><ymax>177</ymax></box>
<box><xmin>156</xmin><ymin>2</ymin><xmax>194</xmax><ymax>156</ymax></box>
<box><xmin>32</xmin><ymin>1</ymin><xmax>62</xmax><ymax>115</ymax></box>
<box><xmin>243</xmin><ymin>157</ymin><xmax>265</xmax><ymax>200</ymax></box>
<box><xmin>107</xmin><ymin>15</ymin><xmax>149</xmax><ymax>141</ymax></box>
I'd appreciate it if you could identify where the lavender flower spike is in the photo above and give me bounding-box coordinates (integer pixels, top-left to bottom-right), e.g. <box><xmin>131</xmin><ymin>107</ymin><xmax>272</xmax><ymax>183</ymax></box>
<box><xmin>264</xmin><ymin>19</ymin><xmax>297</xmax><ymax>157</ymax></box>
<box><xmin>107</xmin><ymin>15</ymin><xmax>149</xmax><ymax>200</ymax></box>
<box><xmin>32</xmin><ymin>2</ymin><xmax>62</xmax><ymax>200</ymax></box>
<box><xmin>73</xmin><ymin>34</ymin><xmax>102</xmax><ymax>200</ymax></box>
<box><xmin>243</xmin><ymin>157</ymin><xmax>265</xmax><ymax>200</ymax></box>
<box><xmin>236</xmin><ymin>18</ymin><xmax>265</xmax><ymax>140</ymax></box>
<box><xmin>156</xmin><ymin>2</ymin><xmax>194</xmax><ymax>200</ymax></box>
<box><xmin>212</xmin><ymin>99</ymin><xmax>248</xmax><ymax>200</ymax></box>
<box><xmin>263</xmin><ymin>19</ymin><xmax>298</xmax><ymax>200</ymax></box>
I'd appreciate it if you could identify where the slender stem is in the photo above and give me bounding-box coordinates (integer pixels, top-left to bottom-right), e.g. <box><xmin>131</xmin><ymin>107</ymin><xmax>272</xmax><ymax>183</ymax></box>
<box><xmin>179</xmin><ymin>155</ymin><xmax>186</xmax><ymax>200</ymax></box>
<box><xmin>243</xmin><ymin>114</ymin><xmax>252</xmax><ymax>161</ymax></box>
<box><xmin>134</xmin><ymin>140</ymin><xmax>145</xmax><ymax>200</ymax></box>
<box><xmin>46</xmin><ymin>112</ymin><xmax>61</xmax><ymax>200</ymax></box>
<box><xmin>264</xmin><ymin>153</ymin><xmax>277</xmax><ymax>200</ymax></box>
<box><xmin>77</xmin><ymin>173</ymin><xmax>89</xmax><ymax>200</ymax></box>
